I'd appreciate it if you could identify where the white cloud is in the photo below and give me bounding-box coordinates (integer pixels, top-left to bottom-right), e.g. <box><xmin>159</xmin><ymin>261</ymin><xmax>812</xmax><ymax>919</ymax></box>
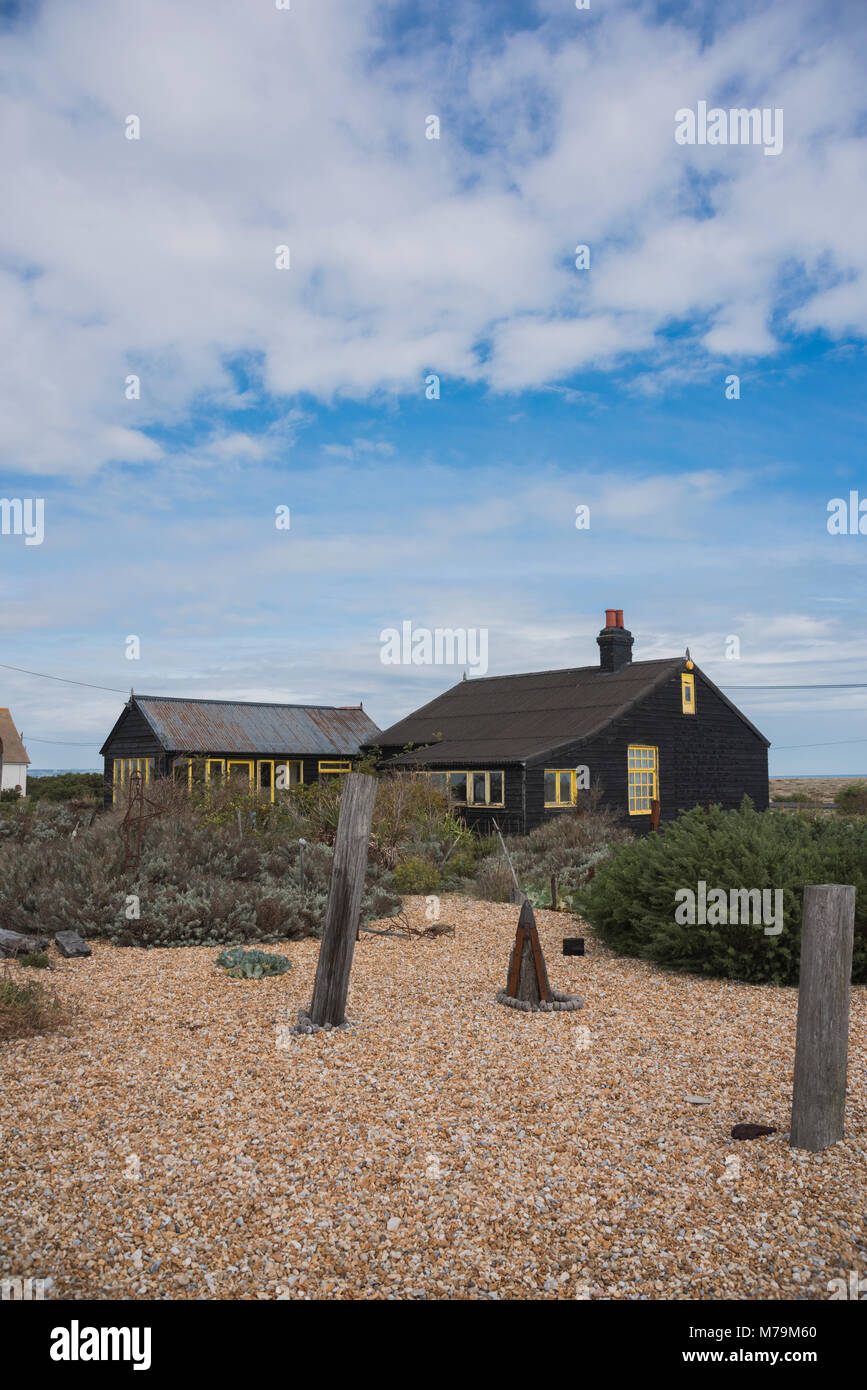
<box><xmin>0</xmin><ymin>0</ymin><xmax>864</xmax><ymax>474</ymax></box>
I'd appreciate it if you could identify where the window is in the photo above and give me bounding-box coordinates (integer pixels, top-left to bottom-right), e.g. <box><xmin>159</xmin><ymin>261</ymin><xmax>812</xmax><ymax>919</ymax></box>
<box><xmin>318</xmin><ymin>760</ymin><xmax>351</xmax><ymax>777</ymax></box>
<box><xmin>681</xmin><ymin>673</ymin><xmax>696</xmax><ymax>714</ymax></box>
<box><xmin>627</xmin><ymin>745</ymin><xmax>658</xmax><ymax>814</ymax></box>
<box><xmin>207</xmin><ymin>759</ymin><xmax>224</xmax><ymax>785</ymax></box>
<box><xmin>420</xmin><ymin>770</ymin><xmax>504</xmax><ymax>806</ymax></box>
<box><xmin>112</xmin><ymin>757</ymin><xmax>154</xmax><ymax>804</ymax></box>
<box><xmin>544</xmin><ymin>769</ymin><xmax>577</xmax><ymax>807</ymax></box>
<box><xmin>447</xmin><ymin>771</ymin><xmax>467</xmax><ymax>804</ymax></box>
<box><xmin>173</xmin><ymin>758</ymin><xmax>191</xmax><ymax>786</ymax></box>
<box><xmin>227</xmin><ymin>760</ymin><xmax>254</xmax><ymax>790</ymax></box>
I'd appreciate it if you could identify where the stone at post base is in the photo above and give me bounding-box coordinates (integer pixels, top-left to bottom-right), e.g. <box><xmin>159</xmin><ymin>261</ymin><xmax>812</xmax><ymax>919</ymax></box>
<box><xmin>496</xmin><ymin>903</ymin><xmax>584</xmax><ymax>1013</ymax></box>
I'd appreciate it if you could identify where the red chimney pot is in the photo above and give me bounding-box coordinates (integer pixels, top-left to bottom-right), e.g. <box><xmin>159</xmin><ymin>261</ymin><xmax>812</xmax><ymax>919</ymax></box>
<box><xmin>605</xmin><ymin>608</ymin><xmax>618</xmax><ymax>629</ymax></box>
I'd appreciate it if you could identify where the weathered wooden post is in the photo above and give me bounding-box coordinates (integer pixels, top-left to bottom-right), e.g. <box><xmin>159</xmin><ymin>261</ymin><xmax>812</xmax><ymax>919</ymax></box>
<box><xmin>790</xmin><ymin>884</ymin><xmax>855</xmax><ymax>1152</ymax></box>
<box><xmin>308</xmin><ymin>773</ymin><xmax>378</xmax><ymax>1028</ymax></box>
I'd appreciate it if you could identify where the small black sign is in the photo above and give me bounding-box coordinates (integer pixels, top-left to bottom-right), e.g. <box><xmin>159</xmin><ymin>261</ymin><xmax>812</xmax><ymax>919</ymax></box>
<box><xmin>562</xmin><ymin>938</ymin><xmax>584</xmax><ymax>956</ymax></box>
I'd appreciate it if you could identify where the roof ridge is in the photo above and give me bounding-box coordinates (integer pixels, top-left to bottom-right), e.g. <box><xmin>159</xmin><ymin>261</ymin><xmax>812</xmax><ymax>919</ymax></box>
<box><xmin>135</xmin><ymin>695</ymin><xmax>356</xmax><ymax>710</ymax></box>
<box><xmin>452</xmin><ymin>656</ymin><xmax>682</xmax><ymax>684</ymax></box>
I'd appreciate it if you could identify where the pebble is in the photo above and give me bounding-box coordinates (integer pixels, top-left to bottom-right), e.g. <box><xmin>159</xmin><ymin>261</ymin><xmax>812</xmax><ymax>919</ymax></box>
<box><xmin>1</xmin><ymin>894</ymin><xmax>864</xmax><ymax>1301</ymax></box>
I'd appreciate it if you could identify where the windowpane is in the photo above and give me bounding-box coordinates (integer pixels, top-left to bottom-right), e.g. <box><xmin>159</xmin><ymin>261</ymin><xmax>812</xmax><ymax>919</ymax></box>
<box><xmin>208</xmin><ymin>760</ymin><xmax>223</xmax><ymax>784</ymax></box>
<box><xmin>259</xmin><ymin>761</ymin><xmax>272</xmax><ymax>791</ymax></box>
<box><xmin>449</xmin><ymin>772</ymin><xmax>467</xmax><ymax>803</ymax></box>
<box><xmin>429</xmin><ymin>772</ymin><xmax>448</xmax><ymax>792</ymax></box>
<box><xmin>489</xmin><ymin>771</ymin><xmax>503</xmax><ymax>805</ymax></box>
<box><xmin>544</xmin><ymin>771</ymin><xmax>556</xmax><ymax>803</ymax></box>
<box><xmin>473</xmin><ymin>772</ymin><xmax>487</xmax><ymax>804</ymax></box>
<box><xmin>559</xmin><ymin>771</ymin><xmax>572</xmax><ymax>804</ymax></box>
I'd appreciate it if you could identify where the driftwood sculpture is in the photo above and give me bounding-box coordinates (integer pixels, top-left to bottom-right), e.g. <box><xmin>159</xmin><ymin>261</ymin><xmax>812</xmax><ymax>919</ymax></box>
<box><xmin>496</xmin><ymin>900</ymin><xmax>584</xmax><ymax>1013</ymax></box>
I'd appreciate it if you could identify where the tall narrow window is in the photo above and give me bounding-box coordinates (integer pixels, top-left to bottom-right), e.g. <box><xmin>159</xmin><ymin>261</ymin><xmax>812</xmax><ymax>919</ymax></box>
<box><xmin>627</xmin><ymin>745</ymin><xmax>658</xmax><ymax>814</ymax></box>
<box><xmin>681</xmin><ymin>673</ymin><xmax>696</xmax><ymax>715</ymax></box>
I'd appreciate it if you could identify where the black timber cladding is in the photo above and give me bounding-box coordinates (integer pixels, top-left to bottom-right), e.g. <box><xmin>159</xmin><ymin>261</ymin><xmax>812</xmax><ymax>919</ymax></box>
<box><xmin>369</xmin><ymin>656</ymin><xmax>769</xmax><ymax>832</ymax></box>
<box><xmin>100</xmin><ymin>695</ymin><xmax>380</xmax><ymax>808</ymax></box>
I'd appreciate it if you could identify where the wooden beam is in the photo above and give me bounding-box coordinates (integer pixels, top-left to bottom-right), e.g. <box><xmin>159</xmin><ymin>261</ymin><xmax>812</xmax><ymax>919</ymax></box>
<box><xmin>790</xmin><ymin>884</ymin><xmax>856</xmax><ymax>1152</ymax></box>
<box><xmin>309</xmin><ymin>773</ymin><xmax>379</xmax><ymax>1028</ymax></box>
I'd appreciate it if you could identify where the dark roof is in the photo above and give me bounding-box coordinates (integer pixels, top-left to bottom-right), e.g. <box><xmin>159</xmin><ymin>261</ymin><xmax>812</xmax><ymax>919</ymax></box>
<box><xmin>372</xmin><ymin>658</ymin><xmax>769</xmax><ymax>765</ymax></box>
<box><xmin>100</xmin><ymin>696</ymin><xmax>380</xmax><ymax>757</ymax></box>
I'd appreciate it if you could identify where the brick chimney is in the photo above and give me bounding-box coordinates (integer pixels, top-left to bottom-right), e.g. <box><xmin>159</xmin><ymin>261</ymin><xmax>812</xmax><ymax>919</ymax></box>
<box><xmin>597</xmin><ymin>608</ymin><xmax>634</xmax><ymax>673</ymax></box>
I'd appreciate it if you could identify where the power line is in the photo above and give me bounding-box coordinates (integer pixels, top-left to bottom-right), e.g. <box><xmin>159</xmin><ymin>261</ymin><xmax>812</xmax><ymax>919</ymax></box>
<box><xmin>0</xmin><ymin>661</ymin><xmax>127</xmax><ymax>694</ymax></box>
<box><xmin>724</xmin><ymin>683</ymin><xmax>867</xmax><ymax>691</ymax></box>
<box><xmin>23</xmin><ymin>736</ymin><xmax>100</xmax><ymax>748</ymax></box>
<box><xmin>773</xmin><ymin>737</ymin><xmax>867</xmax><ymax>750</ymax></box>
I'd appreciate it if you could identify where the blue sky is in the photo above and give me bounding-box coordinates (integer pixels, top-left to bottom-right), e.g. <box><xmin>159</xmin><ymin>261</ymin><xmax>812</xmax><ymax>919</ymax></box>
<box><xmin>1</xmin><ymin>0</ymin><xmax>866</xmax><ymax>775</ymax></box>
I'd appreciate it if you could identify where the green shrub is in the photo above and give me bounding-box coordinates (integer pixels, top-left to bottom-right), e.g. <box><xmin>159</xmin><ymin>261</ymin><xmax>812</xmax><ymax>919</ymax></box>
<box><xmin>0</xmin><ymin>787</ymin><xmax>21</xmax><ymax>803</ymax></box>
<box><xmin>0</xmin><ymin>790</ymin><xmax>401</xmax><ymax>948</ymax></box>
<box><xmin>835</xmin><ymin>782</ymin><xmax>867</xmax><ymax>815</ymax></box>
<box><xmin>25</xmin><ymin>773</ymin><xmax>103</xmax><ymax>804</ymax></box>
<box><xmin>470</xmin><ymin>805</ymin><xmax>624</xmax><ymax>908</ymax></box>
<box><xmin>576</xmin><ymin>800</ymin><xmax>867</xmax><ymax>985</ymax></box>
<box><xmin>216</xmin><ymin>946</ymin><xmax>291</xmax><ymax>979</ymax></box>
<box><xmin>393</xmin><ymin>855</ymin><xmax>441</xmax><ymax>895</ymax></box>
<box><xmin>18</xmin><ymin>952</ymin><xmax>51</xmax><ymax>969</ymax></box>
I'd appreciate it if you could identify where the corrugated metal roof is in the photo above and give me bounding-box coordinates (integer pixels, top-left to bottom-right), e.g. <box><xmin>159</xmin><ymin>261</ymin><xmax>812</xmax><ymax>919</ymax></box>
<box><xmin>374</xmin><ymin>657</ymin><xmax>768</xmax><ymax>765</ymax></box>
<box><xmin>130</xmin><ymin>696</ymin><xmax>380</xmax><ymax>756</ymax></box>
<box><xmin>0</xmin><ymin>707</ymin><xmax>30</xmax><ymax>765</ymax></box>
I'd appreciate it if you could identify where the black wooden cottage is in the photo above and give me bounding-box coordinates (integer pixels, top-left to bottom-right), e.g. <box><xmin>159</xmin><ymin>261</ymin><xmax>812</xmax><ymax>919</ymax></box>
<box><xmin>100</xmin><ymin>694</ymin><xmax>380</xmax><ymax>808</ymax></box>
<box><xmin>368</xmin><ymin>610</ymin><xmax>769</xmax><ymax>833</ymax></box>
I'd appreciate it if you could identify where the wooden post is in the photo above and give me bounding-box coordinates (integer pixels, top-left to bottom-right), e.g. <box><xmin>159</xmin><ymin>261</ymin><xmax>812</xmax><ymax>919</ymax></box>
<box><xmin>790</xmin><ymin>884</ymin><xmax>855</xmax><ymax>1152</ymax></box>
<box><xmin>650</xmin><ymin>799</ymin><xmax>660</xmax><ymax>832</ymax></box>
<box><xmin>309</xmin><ymin>773</ymin><xmax>378</xmax><ymax>1027</ymax></box>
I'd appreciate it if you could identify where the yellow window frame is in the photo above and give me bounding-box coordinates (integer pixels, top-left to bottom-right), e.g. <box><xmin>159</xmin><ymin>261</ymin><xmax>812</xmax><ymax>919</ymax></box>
<box><xmin>544</xmin><ymin>769</ymin><xmax>577</xmax><ymax>807</ymax></box>
<box><xmin>206</xmin><ymin>758</ymin><xmax>225</xmax><ymax>785</ymax></box>
<box><xmin>112</xmin><ymin>757</ymin><xmax>153</xmax><ymax>804</ymax></box>
<box><xmin>318</xmin><ymin>760</ymin><xmax>352</xmax><ymax>776</ymax></box>
<box><xmin>257</xmin><ymin>760</ymin><xmax>275</xmax><ymax>802</ymax></box>
<box><xmin>467</xmin><ymin>771</ymin><xmax>505</xmax><ymax>807</ymax></box>
<box><xmin>627</xmin><ymin>745</ymin><xmax>658</xmax><ymax>815</ymax></box>
<box><xmin>226</xmin><ymin>759</ymin><xmax>255</xmax><ymax>790</ymax></box>
<box><xmin>681</xmin><ymin>673</ymin><xmax>696</xmax><ymax>714</ymax></box>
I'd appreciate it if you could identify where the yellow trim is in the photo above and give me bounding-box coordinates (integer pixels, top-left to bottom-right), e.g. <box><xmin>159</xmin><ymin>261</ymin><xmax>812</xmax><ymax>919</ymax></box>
<box><xmin>226</xmin><ymin>759</ymin><xmax>255</xmax><ymax>790</ymax></box>
<box><xmin>257</xmin><ymin>760</ymin><xmax>275</xmax><ymax>802</ymax></box>
<box><xmin>544</xmin><ymin>768</ymin><xmax>577</xmax><ymax>808</ymax></box>
<box><xmin>318</xmin><ymin>760</ymin><xmax>352</xmax><ymax>775</ymax></box>
<box><xmin>419</xmin><ymin>769</ymin><xmax>504</xmax><ymax>807</ymax></box>
<box><xmin>627</xmin><ymin>745</ymin><xmax>658</xmax><ymax>814</ymax></box>
<box><xmin>681</xmin><ymin>672</ymin><xmax>696</xmax><ymax>714</ymax></box>
<box><xmin>206</xmin><ymin>759</ymin><xmax>225</xmax><ymax>785</ymax></box>
<box><xmin>112</xmin><ymin>757</ymin><xmax>153</xmax><ymax>804</ymax></box>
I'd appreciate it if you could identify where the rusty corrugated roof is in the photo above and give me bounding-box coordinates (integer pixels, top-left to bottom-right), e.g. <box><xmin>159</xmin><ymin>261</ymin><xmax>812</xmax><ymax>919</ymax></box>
<box><xmin>131</xmin><ymin>696</ymin><xmax>380</xmax><ymax>756</ymax></box>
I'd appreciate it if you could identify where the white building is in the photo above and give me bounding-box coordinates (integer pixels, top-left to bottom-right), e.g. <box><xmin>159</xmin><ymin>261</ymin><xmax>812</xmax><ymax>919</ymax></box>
<box><xmin>0</xmin><ymin>707</ymin><xmax>30</xmax><ymax>794</ymax></box>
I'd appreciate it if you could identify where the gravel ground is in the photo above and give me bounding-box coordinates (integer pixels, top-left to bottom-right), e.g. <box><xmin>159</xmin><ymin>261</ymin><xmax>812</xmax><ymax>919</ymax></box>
<box><xmin>2</xmin><ymin>895</ymin><xmax>865</xmax><ymax>1301</ymax></box>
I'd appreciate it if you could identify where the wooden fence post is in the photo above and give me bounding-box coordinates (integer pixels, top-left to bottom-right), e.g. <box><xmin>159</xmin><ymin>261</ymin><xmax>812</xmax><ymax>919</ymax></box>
<box><xmin>790</xmin><ymin>884</ymin><xmax>856</xmax><ymax>1152</ymax></box>
<box><xmin>308</xmin><ymin>773</ymin><xmax>379</xmax><ymax>1028</ymax></box>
